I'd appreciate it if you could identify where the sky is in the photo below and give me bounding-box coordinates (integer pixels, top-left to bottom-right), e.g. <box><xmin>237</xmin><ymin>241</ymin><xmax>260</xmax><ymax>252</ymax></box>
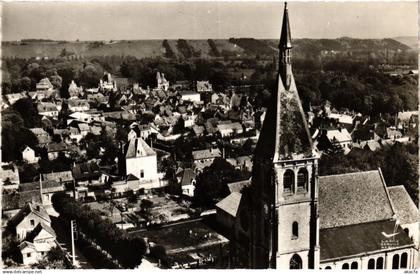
<box><xmin>2</xmin><ymin>1</ymin><xmax>418</xmax><ymax>41</ymax></box>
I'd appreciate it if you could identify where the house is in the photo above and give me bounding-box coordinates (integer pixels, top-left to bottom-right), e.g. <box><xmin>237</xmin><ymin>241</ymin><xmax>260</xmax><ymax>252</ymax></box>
<box><xmin>397</xmin><ymin>111</ymin><xmax>418</xmax><ymax>130</ymax></box>
<box><xmin>125</xmin><ymin>137</ymin><xmax>160</xmax><ymax>189</ymax></box>
<box><xmin>72</xmin><ymin>161</ymin><xmax>101</xmax><ymax>185</ymax></box>
<box><xmin>29</xmin><ymin>128</ymin><xmax>51</xmax><ymax>145</ymax></box>
<box><xmin>20</xmin><ymin>180</ymin><xmax>65</xmax><ymax>207</ymax></box>
<box><xmin>68</xmin><ymin>98</ymin><xmax>90</xmax><ymax>112</ymax></box>
<box><xmin>68</xmin><ymin>80</ymin><xmax>83</xmax><ymax>98</ymax></box>
<box><xmin>1</xmin><ymin>163</ymin><xmax>20</xmax><ymax>192</ymax></box>
<box><xmin>22</xmin><ymin>146</ymin><xmax>39</xmax><ymax>164</ymax></box>
<box><xmin>177</xmin><ymin>168</ymin><xmax>196</xmax><ymax>197</ymax></box>
<box><xmin>196</xmin><ymin>81</ymin><xmax>213</xmax><ymax>93</ymax></box>
<box><xmin>111</xmin><ymin>174</ymin><xmax>140</xmax><ymax>193</ymax></box>
<box><xmin>36</xmin><ymin>78</ymin><xmax>53</xmax><ymax>91</ymax></box>
<box><xmin>156</xmin><ymin>72</ymin><xmax>169</xmax><ymax>91</ymax></box>
<box><xmin>192</xmin><ymin>148</ymin><xmax>221</xmax><ymax>173</ymax></box>
<box><xmin>8</xmin><ymin>202</ymin><xmax>51</xmax><ymax>240</ymax></box>
<box><xmin>217</xmin><ymin>122</ymin><xmax>243</xmax><ymax>137</ymax></box>
<box><xmin>325</xmin><ymin>128</ymin><xmax>353</xmax><ymax>153</ymax></box>
<box><xmin>386</xmin><ymin>127</ymin><xmax>403</xmax><ymax>140</ymax></box>
<box><xmin>179</xmin><ymin>90</ymin><xmax>201</xmax><ymax>103</ymax></box>
<box><xmin>37</xmin><ymin>102</ymin><xmax>59</xmax><ymax>117</ymax></box>
<box><xmin>46</xmin><ymin>142</ymin><xmax>69</xmax><ymax>160</ymax></box>
<box><xmin>42</xmin><ymin>170</ymin><xmax>74</xmax><ymax>186</ymax></box>
<box><xmin>19</xmin><ymin>223</ymin><xmax>57</xmax><ymax>266</ymax></box>
<box><xmin>99</xmin><ymin>72</ymin><xmax>117</xmax><ymax>91</ymax></box>
<box><xmin>5</xmin><ymin>92</ymin><xmax>27</xmax><ymax>105</ymax></box>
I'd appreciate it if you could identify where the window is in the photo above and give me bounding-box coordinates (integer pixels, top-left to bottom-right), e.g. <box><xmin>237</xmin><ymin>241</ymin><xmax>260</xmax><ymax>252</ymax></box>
<box><xmin>325</xmin><ymin>266</ymin><xmax>332</xmax><ymax>270</ymax></box>
<box><xmin>140</xmin><ymin>170</ymin><xmax>144</xmax><ymax>178</ymax></box>
<box><xmin>30</xmin><ymin>220</ymin><xmax>35</xmax><ymax>227</ymax></box>
<box><xmin>392</xmin><ymin>254</ymin><xmax>400</xmax><ymax>269</ymax></box>
<box><xmin>404</xmin><ymin>228</ymin><xmax>409</xmax><ymax>235</ymax></box>
<box><xmin>368</xmin><ymin>259</ymin><xmax>375</xmax><ymax>269</ymax></box>
<box><xmin>283</xmin><ymin>169</ymin><xmax>294</xmax><ymax>194</ymax></box>
<box><xmin>342</xmin><ymin>263</ymin><xmax>349</xmax><ymax>269</ymax></box>
<box><xmin>292</xmin><ymin>222</ymin><xmax>299</xmax><ymax>239</ymax></box>
<box><xmin>289</xmin><ymin>254</ymin><xmax>302</xmax><ymax>269</ymax></box>
<box><xmin>401</xmin><ymin>252</ymin><xmax>408</xmax><ymax>269</ymax></box>
<box><xmin>351</xmin><ymin>262</ymin><xmax>358</xmax><ymax>269</ymax></box>
<box><xmin>27</xmin><ymin>253</ymin><xmax>31</xmax><ymax>257</ymax></box>
<box><xmin>376</xmin><ymin>257</ymin><xmax>384</xmax><ymax>269</ymax></box>
<box><xmin>297</xmin><ymin>168</ymin><xmax>308</xmax><ymax>191</ymax></box>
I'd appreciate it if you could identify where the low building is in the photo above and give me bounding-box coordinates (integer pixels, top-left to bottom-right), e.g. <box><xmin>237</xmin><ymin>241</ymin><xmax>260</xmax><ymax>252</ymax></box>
<box><xmin>196</xmin><ymin>81</ymin><xmax>213</xmax><ymax>93</ymax></box>
<box><xmin>37</xmin><ymin>102</ymin><xmax>59</xmax><ymax>117</ymax></box>
<box><xmin>36</xmin><ymin>78</ymin><xmax>54</xmax><ymax>91</ymax></box>
<box><xmin>22</xmin><ymin>146</ymin><xmax>39</xmax><ymax>164</ymax></box>
<box><xmin>179</xmin><ymin>90</ymin><xmax>201</xmax><ymax>103</ymax></box>
<box><xmin>192</xmin><ymin>148</ymin><xmax>222</xmax><ymax>173</ymax></box>
<box><xmin>177</xmin><ymin>168</ymin><xmax>196</xmax><ymax>197</ymax></box>
<box><xmin>325</xmin><ymin>128</ymin><xmax>352</xmax><ymax>153</ymax></box>
<box><xmin>1</xmin><ymin>163</ymin><xmax>20</xmax><ymax>192</ymax></box>
<box><xmin>217</xmin><ymin>122</ymin><xmax>243</xmax><ymax>137</ymax></box>
<box><xmin>68</xmin><ymin>98</ymin><xmax>90</xmax><ymax>112</ymax></box>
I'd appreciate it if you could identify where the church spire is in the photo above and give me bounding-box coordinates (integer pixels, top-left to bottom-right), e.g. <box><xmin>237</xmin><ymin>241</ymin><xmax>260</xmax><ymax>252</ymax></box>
<box><xmin>279</xmin><ymin>2</ymin><xmax>293</xmax><ymax>89</ymax></box>
<box><xmin>279</xmin><ymin>2</ymin><xmax>292</xmax><ymax>50</ymax></box>
<box><xmin>254</xmin><ymin>3</ymin><xmax>313</xmax><ymax>162</ymax></box>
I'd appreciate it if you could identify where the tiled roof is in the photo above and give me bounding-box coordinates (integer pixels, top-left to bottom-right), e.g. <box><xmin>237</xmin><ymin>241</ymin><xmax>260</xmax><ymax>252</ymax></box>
<box><xmin>319</xmin><ymin>170</ymin><xmax>395</xmax><ymax>229</ymax></box>
<box><xmin>180</xmin><ymin>168</ymin><xmax>196</xmax><ymax>186</ymax></box>
<box><xmin>388</xmin><ymin>185</ymin><xmax>419</xmax><ymax>224</ymax></box>
<box><xmin>125</xmin><ymin>137</ymin><xmax>156</xmax><ymax>158</ymax></box>
<box><xmin>320</xmin><ymin>220</ymin><xmax>413</xmax><ymax>261</ymax></box>
<box><xmin>215</xmin><ymin>192</ymin><xmax>242</xmax><ymax>217</ymax></box>
<box><xmin>192</xmin><ymin>148</ymin><xmax>221</xmax><ymax>161</ymax></box>
<box><xmin>2</xmin><ymin>191</ymin><xmax>42</xmax><ymax>211</ymax></box>
<box><xmin>42</xmin><ymin>171</ymin><xmax>74</xmax><ymax>182</ymax></box>
<box><xmin>326</xmin><ymin>129</ymin><xmax>352</xmax><ymax>143</ymax></box>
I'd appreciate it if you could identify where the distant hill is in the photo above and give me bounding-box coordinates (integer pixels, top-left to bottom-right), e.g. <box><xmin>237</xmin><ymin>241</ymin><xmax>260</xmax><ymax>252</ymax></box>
<box><xmin>392</xmin><ymin>36</ymin><xmax>417</xmax><ymax>49</ymax></box>
<box><xmin>1</xmin><ymin>37</ymin><xmax>413</xmax><ymax>60</ymax></box>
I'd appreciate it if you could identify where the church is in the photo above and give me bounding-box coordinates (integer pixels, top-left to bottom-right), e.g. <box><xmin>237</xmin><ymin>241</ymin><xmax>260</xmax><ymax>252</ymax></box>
<box><xmin>228</xmin><ymin>3</ymin><xmax>419</xmax><ymax>269</ymax></box>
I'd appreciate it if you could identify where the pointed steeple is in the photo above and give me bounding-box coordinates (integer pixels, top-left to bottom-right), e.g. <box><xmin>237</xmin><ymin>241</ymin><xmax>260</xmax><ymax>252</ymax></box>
<box><xmin>279</xmin><ymin>2</ymin><xmax>292</xmax><ymax>50</ymax></box>
<box><xmin>254</xmin><ymin>3</ymin><xmax>313</xmax><ymax>162</ymax></box>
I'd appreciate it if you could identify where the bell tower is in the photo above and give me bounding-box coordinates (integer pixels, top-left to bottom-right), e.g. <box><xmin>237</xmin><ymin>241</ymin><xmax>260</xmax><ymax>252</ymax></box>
<box><xmin>246</xmin><ymin>3</ymin><xmax>320</xmax><ymax>269</ymax></box>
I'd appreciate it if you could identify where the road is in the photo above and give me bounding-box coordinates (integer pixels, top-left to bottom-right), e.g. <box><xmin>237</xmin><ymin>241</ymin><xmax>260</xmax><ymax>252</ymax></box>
<box><xmin>51</xmin><ymin>217</ymin><xmax>93</xmax><ymax>269</ymax></box>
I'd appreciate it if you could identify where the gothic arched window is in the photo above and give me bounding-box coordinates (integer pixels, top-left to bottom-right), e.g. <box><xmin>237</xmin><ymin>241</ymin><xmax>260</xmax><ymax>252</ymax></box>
<box><xmin>297</xmin><ymin>168</ymin><xmax>308</xmax><ymax>191</ymax></box>
<box><xmin>368</xmin><ymin>259</ymin><xmax>375</xmax><ymax>269</ymax></box>
<box><xmin>289</xmin><ymin>254</ymin><xmax>302</xmax><ymax>269</ymax></box>
<box><xmin>392</xmin><ymin>254</ymin><xmax>400</xmax><ymax>269</ymax></box>
<box><xmin>342</xmin><ymin>263</ymin><xmax>349</xmax><ymax>269</ymax></box>
<box><xmin>376</xmin><ymin>257</ymin><xmax>384</xmax><ymax>269</ymax></box>
<box><xmin>283</xmin><ymin>169</ymin><xmax>294</xmax><ymax>194</ymax></box>
<box><xmin>401</xmin><ymin>252</ymin><xmax>408</xmax><ymax>269</ymax></box>
<box><xmin>292</xmin><ymin>222</ymin><xmax>298</xmax><ymax>238</ymax></box>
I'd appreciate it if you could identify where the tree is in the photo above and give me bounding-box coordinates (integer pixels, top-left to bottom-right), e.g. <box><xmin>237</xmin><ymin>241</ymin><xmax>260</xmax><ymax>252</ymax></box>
<box><xmin>194</xmin><ymin>158</ymin><xmax>251</xmax><ymax>206</ymax></box>
<box><xmin>12</xmin><ymin>98</ymin><xmax>40</xmax><ymax>128</ymax></box>
<box><xmin>35</xmin><ymin>246</ymin><xmax>73</xmax><ymax>269</ymax></box>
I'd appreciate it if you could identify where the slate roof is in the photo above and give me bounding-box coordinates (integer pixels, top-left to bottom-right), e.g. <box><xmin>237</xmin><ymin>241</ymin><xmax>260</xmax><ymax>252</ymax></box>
<box><xmin>227</xmin><ymin>179</ymin><xmax>251</xmax><ymax>193</ymax></box>
<box><xmin>2</xmin><ymin>191</ymin><xmax>42</xmax><ymax>211</ymax></box>
<box><xmin>388</xmin><ymin>185</ymin><xmax>419</xmax><ymax>224</ymax></box>
<box><xmin>320</xmin><ymin>220</ymin><xmax>414</xmax><ymax>261</ymax></box>
<box><xmin>319</xmin><ymin>170</ymin><xmax>395</xmax><ymax>229</ymax></box>
<box><xmin>19</xmin><ymin>181</ymin><xmax>64</xmax><ymax>192</ymax></box>
<box><xmin>37</xmin><ymin>102</ymin><xmax>58</xmax><ymax>113</ymax></box>
<box><xmin>180</xmin><ymin>168</ymin><xmax>196</xmax><ymax>186</ymax></box>
<box><xmin>254</xmin><ymin>74</ymin><xmax>313</xmax><ymax>161</ymax></box>
<box><xmin>25</xmin><ymin>222</ymin><xmax>56</xmax><ymax>242</ymax></box>
<box><xmin>9</xmin><ymin>202</ymin><xmax>51</xmax><ymax>227</ymax></box>
<box><xmin>215</xmin><ymin>192</ymin><xmax>242</xmax><ymax>217</ymax></box>
<box><xmin>125</xmin><ymin>137</ymin><xmax>156</xmax><ymax>158</ymax></box>
<box><xmin>326</xmin><ymin>129</ymin><xmax>352</xmax><ymax>143</ymax></box>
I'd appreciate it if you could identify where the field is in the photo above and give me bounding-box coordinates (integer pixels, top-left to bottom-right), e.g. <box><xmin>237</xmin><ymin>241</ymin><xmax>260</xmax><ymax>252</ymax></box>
<box><xmin>2</xmin><ymin>37</ymin><xmax>415</xmax><ymax>59</ymax></box>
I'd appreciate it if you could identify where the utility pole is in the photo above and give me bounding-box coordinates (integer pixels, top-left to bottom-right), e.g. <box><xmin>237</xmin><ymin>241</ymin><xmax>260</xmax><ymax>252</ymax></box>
<box><xmin>70</xmin><ymin>220</ymin><xmax>76</xmax><ymax>267</ymax></box>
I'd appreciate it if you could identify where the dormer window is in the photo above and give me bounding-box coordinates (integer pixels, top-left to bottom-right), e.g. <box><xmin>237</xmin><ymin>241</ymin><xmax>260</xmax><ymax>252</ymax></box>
<box><xmin>283</xmin><ymin>169</ymin><xmax>294</xmax><ymax>194</ymax></box>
